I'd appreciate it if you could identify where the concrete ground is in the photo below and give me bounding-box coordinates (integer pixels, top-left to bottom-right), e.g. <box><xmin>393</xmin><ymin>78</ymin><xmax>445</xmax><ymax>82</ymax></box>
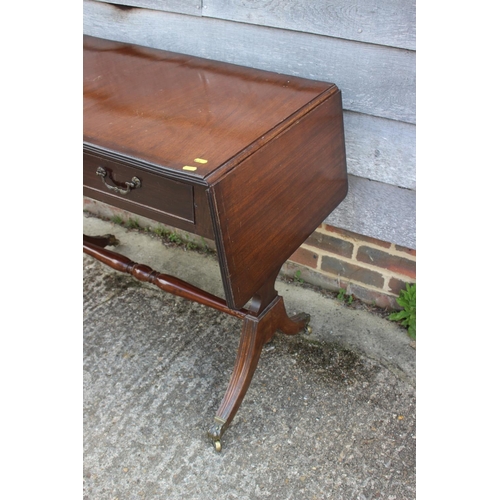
<box><xmin>83</xmin><ymin>215</ymin><xmax>416</xmax><ymax>500</ymax></box>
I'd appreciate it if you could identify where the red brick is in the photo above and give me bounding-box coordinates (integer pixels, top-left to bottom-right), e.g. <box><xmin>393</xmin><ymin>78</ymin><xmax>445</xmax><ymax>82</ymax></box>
<box><xmin>348</xmin><ymin>283</ymin><xmax>399</xmax><ymax>310</ymax></box>
<box><xmin>395</xmin><ymin>245</ymin><xmax>417</xmax><ymax>257</ymax></box>
<box><xmin>321</xmin><ymin>255</ymin><xmax>384</xmax><ymax>289</ymax></box>
<box><xmin>280</xmin><ymin>263</ymin><xmax>399</xmax><ymax>310</ymax></box>
<box><xmin>281</xmin><ymin>262</ymin><xmax>341</xmax><ymax>291</ymax></box>
<box><xmin>288</xmin><ymin>247</ymin><xmax>318</xmax><ymax>268</ymax></box>
<box><xmin>323</xmin><ymin>224</ymin><xmax>391</xmax><ymax>248</ymax></box>
<box><xmin>389</xmin><ymin>277</ymin><xmax>414</xmax><ymax>296</ymax></box>
<box><xmin>305</xmin><ymin>231</ymin><xmax>354</xmax><ymax>258</ymax></box>
<box><xmin>356</xmin><ymin>246</ymin><xmax>416</xmax><ymax>279</ymax></box>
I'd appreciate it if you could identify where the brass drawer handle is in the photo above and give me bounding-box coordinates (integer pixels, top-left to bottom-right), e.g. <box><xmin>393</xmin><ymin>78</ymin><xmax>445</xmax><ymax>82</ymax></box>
<box><xmin>96</xmin><ymin>166</ymin><xmax>141</xmax><ymax>195</ymax></box>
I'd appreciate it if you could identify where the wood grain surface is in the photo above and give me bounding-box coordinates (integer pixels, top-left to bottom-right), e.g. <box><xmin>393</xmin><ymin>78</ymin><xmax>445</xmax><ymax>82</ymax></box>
<box><xmin>210</xmin><ymin>91</ymin><xmax>347</xmax><ymax>309</ymax></box>
<box><xmin>204</xmin><ymin>0</ymin><xmax>416</xmax><ymax>50</ymax></box>
<box><xmin>92</xmin><ymin>0</ymin><xmax>202</xmax><ymax>16</ymax></box>
<box><xmin>83</xmin><ymin>1</ymin><xmax>415</xmax><ymax>124</ymax></box>
<box><xmin>84</xmin><ymin>35</ymin><xmax>332</xmax><ymax>180</ymax></box>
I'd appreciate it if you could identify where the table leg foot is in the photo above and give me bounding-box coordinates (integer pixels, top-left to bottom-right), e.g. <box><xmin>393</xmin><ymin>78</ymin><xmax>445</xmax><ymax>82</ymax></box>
<box><xmin>277</xmin><ymin>307</ymin><xmax>311</xmax><ymax>336</ymax></box>
<box><xmin>207</xmin><ymin>417</ymin><xmax>226</xmax><ymax>452</ymax></box>
<box><xmin>208</xmin><ymin>296</ymin><xmax>310</xmax><ymax>450</ymax></box>
<box><xmin>83</xmin><ymin>233</ymin><xmax>119</xmax><ymax>248</ymax></box>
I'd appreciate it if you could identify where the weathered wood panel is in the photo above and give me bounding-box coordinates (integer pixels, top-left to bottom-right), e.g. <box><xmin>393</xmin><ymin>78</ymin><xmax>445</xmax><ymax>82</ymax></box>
<box><xmin>83</xmin><ymin>0</ymin><xmax>415</xmax><ymax>124</ymax></box>
<box><xmin>92</xmin><ymin>0</ymin><xmax>202</xmax><ymax>16</ymax></box>
<box><xmin>203</xmin><ymin>0</ymin><xmax>416</xmax><ymax>50</ymax></box>
<box><xmin>326</xmin><ymin>175</ymin><xmax>416</xmax><ymax>249</ymax></box>
<box><xmin>344</xmin><ymin>112</ymin><xmax>415</xmax><ymax>190</ymax></box>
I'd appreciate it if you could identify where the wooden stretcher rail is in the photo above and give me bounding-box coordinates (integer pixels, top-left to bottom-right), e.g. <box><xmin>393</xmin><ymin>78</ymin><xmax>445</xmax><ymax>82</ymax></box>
<box><xmin>83</xmin><ymin>235</ymin><xmax>248</xmax><ymax>320</ymax></box>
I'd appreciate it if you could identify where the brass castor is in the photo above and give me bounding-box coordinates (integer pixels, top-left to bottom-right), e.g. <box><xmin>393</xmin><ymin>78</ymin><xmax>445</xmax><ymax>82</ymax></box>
<box><xmin>208</xmin><ymin>418</ymin><xmax>225</xmax><ymax>452</ymax></box>
<box><xmin>306</xmin><ymin>325</ymin><xmax>313</xmax><ymax>334</ymax></box>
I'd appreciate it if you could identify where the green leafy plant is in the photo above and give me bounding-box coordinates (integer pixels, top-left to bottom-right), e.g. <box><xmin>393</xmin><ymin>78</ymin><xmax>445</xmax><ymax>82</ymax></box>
<box><xmin>168</xmin><ymin>232</ymin><xmax>182</xmax><ymax>244</ymax></box>
<box><xmin>111</xmin><ymin>215</ymin><xmax>124</xmax><ymax>225</ymax></box>
<box><xmin>125</xmin><ymin>218</ymin><xmax>140</xmax><ymax>229</ymax></box>
<box><xmin>152</xmin><ymin>226</ymin><xmax>181</xmax><ymax>244</ymax></box>
<box><xmin>337</xmin><ymin>288</ymin><xmax>353</xmax><ymax>305</ymax></box>
<box><xmin>294</xmin><ymin>270</ymin><xmax>304</xmax><ymax>284</ymax></box>
<box><xmin>153</xmin><ymin>226</ymin><xmax>170</xmax><ymax>238</ymax></box>
<box><xmin>200</xmin><ymin>237</ymin><xmax>211</xmax><ymax>253</ymax></box>
<box><xmin>389</xmin><ymin>283</ymin><xmax>416</xmax><ymax>340</ymax></box>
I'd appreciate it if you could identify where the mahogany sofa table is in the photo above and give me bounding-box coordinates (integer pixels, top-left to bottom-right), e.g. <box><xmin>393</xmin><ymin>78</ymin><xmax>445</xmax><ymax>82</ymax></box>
<box><xmin>83</xmin><ymin>35</ymin><xmax>348</xmax><ymax>451</ymax></box>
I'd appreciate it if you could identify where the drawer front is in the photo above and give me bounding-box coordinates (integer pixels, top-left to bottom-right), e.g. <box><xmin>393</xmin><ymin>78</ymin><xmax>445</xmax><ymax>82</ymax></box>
<box><xmin>83</xmin><ymin>153</ymin><xmax>195</xmax><ymax>223</ymax></box>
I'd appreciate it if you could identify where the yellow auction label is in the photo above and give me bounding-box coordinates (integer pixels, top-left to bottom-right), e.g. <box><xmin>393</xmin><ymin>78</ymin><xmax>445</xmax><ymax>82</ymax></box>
<box><xmin>182</xmin><ymin>166</ymin><xmax>198</xmax><ymax>171</ymax></box>
<box><xmin>194</xmin><ymin>158</ymin><xmax>208</xmax><ymax>164</ymax></box>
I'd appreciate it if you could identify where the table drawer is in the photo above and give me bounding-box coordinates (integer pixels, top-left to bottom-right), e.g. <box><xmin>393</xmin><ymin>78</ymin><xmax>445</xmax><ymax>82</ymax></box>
<box><xmin>83</xmin><ymin>152</ymin><xmax>195</xmax><ymax>223</ymax></box>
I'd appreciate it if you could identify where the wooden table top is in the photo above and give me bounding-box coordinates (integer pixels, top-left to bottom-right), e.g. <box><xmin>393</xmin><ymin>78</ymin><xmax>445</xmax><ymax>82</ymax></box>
<box><xmin>83</xmin><ymin>35</ymin><xmax>334</xmax><ymax>182</ymax></box>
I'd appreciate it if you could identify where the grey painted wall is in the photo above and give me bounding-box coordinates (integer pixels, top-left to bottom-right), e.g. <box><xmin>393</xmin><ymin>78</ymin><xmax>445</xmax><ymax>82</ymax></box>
<box><xmin>83</xmin><ymin>0</ymin><xmax>416</xmax><ymax>249</ymax></box>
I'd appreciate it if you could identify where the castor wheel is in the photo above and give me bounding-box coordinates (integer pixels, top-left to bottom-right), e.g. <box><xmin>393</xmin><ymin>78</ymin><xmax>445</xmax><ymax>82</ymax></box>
<box><xmin>208</xmin><ymin>418</ymin><xmax>225</xmax><ymax>452</ymax></box>
<box><xmin>306</xmin><ymin>325</ymin><xmax>312</xmax><ymax>334</ymax></box>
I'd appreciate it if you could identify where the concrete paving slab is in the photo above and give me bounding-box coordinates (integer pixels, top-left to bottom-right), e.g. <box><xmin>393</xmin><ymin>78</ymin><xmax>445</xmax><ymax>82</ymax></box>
<box><xmin>83</xmin><ymin>215</ymin><xmax>416</xmax><ymax>499</ymax></box>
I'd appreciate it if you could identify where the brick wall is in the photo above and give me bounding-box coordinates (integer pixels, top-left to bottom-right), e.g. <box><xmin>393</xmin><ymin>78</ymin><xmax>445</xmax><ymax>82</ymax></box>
<box><xmin>84</xmin><ymin>198</ymin><xmax>415</xmax><ymax>310</ymax></box>
<box><xmin>283</xmin><ymin>224</ymin><xmax>416</xmax><ymax>309</ymax></box>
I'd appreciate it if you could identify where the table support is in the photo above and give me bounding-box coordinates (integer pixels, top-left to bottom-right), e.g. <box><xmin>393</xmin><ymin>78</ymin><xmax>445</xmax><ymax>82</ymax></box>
<box><xmin>207</xmin><ymin>295</ymin><xmax>310</xmax><ymax>451</ymax></box>
<box><xmin>83</xmin><ymin>234</ymin><xmax>310</xmax><ymax>450</ymax></box>
<box><xmin>83</xmin><ymin>235</ymin><xmax>247</xmax><ymax>319</ymax></box>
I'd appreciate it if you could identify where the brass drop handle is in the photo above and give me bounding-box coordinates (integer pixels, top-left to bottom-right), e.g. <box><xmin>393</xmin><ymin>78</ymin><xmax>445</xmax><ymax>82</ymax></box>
<box><xmin>96</xmin><ymin>166</ymin><xmax>141</xmax><ymax>195</ymax></box>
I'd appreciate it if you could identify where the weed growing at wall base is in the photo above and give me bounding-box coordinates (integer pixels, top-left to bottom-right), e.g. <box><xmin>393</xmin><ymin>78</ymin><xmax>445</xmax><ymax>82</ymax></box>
<box><xmin>389</xmin><ymin>283</ymin><xmax>416</xmax><ymax>340</ymax></box>
<box><xmin>294</xmin><ymin>270</ymin><xmax>304</xmax><ymax>284</ymax></box>
<box><xmin>337</xmin><ymin>288</ymin><xmax>353</xmax><ymax>305</ymax></box>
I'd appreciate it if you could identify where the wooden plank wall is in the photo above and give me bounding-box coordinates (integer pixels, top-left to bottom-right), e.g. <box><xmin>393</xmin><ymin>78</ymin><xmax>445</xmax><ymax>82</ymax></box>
<box><xmin>83</xmin><ymin>0</ymin><xmax>416</xmax><ymax>249</ymax></box>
